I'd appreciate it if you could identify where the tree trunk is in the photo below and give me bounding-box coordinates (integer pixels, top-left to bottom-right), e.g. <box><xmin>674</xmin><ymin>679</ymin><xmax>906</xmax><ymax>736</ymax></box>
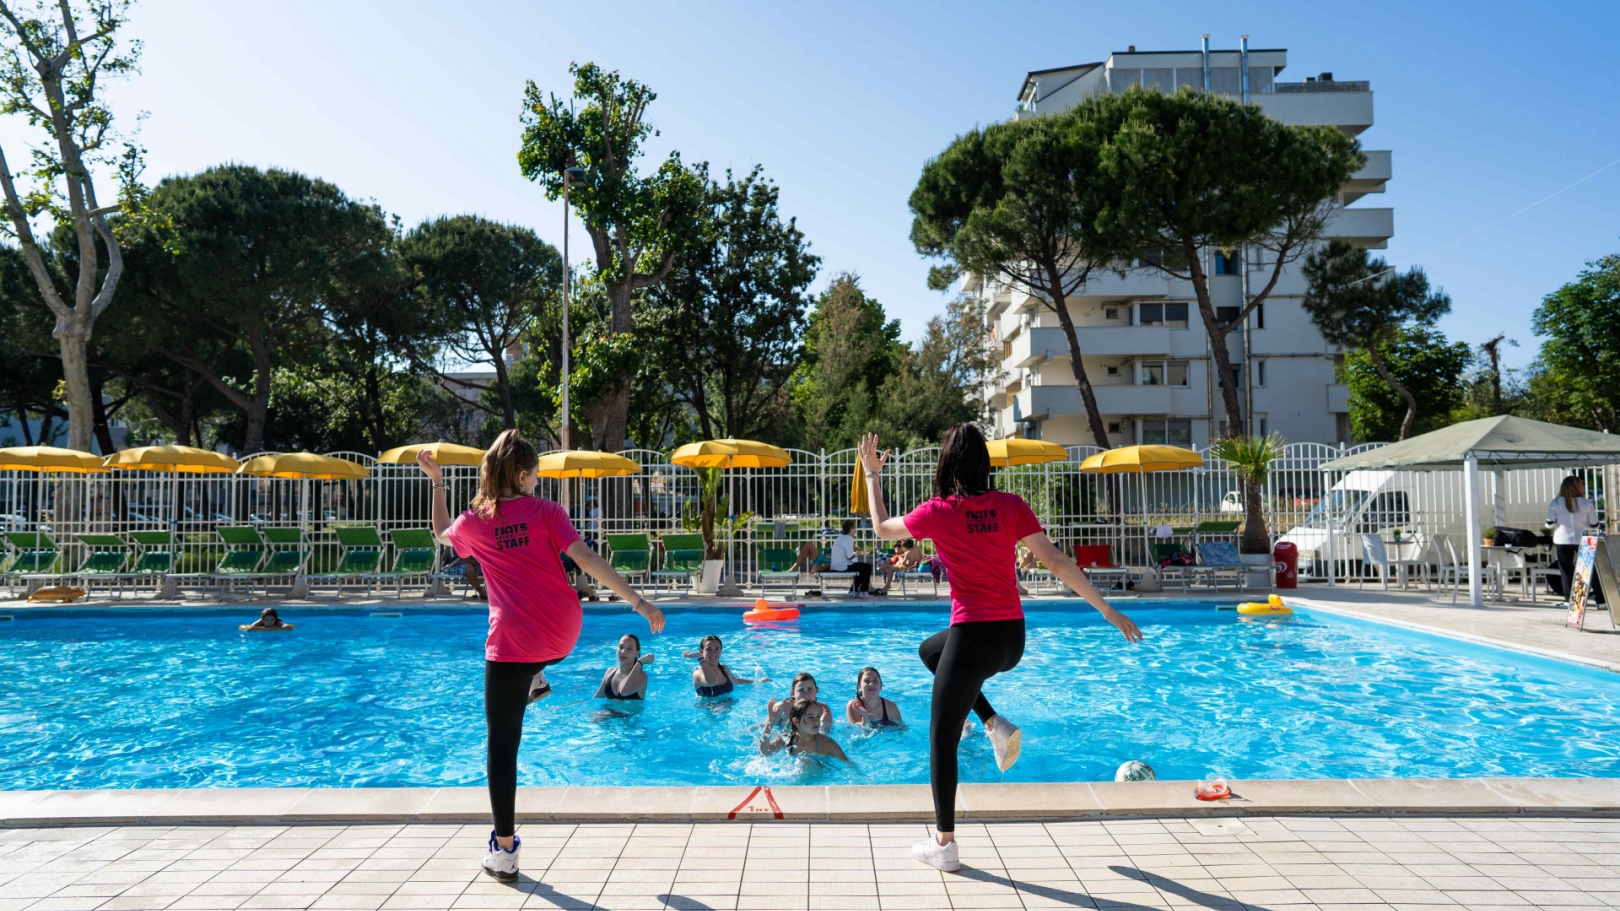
<box><xmin>493</xmin><ymin>354</ymin><xmax>516</xmax><ymax>430</ymax></box>
<box><xmin>243</xmin><ymin>333</ymin><xmax>274</xmax><ymax>454</ymax></box>
<box><xmin>56</xmin><ymin>322</ymin><xmax>95</xmax><ymax>451</ymax></box>
<box><xmin>90</xmin><ymin>371</ymin><xmax>115</xmax><ymax>454</ymax></box>
<box><xmin>589</xmin><ymin>383</ymin><xmax>631</xmax><ymax>452</ymax></box>
<box><xmin>1048</xmin><ymin>299</ymin><xmax>1113</xmax><ymax>451</ymax></box>
<box><xmin>1367</xmin><ymin>344</ymin><xmax>1419</xmax><ymax>440</ymax></box>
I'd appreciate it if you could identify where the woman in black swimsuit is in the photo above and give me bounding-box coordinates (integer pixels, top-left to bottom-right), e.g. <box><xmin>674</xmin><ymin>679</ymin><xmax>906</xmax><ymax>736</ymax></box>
<box><xmin>691</xmin><ymin>634</ymin><xmax>767</xmax><ymax>697</ymax></box>
<box><xmin>595</xmin><ymin>634</ymin><xmax>653</xmax><ymax>700</ymax></box>
<box><xmin>846</xmin><ymin>666</ymin><xmax>901</xmax><ymax>727</ymax></box>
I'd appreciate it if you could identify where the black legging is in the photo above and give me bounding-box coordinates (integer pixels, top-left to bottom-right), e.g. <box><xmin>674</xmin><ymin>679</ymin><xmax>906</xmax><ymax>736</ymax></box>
<box><xmin>847</xmin><ymin>561</ymin><xmax>873</xmax><ymax>593</ymax></box>
<box><xmin>1557</xmin><ymin>543</ymin><xmax>1605</xmax><ymax>603</ymax></box>
<box><xmin>485</xmin><ymin>658</ymin><xmax>561</xmax><ymax>837</ymax></box>
<box><xmin>918</xmin><ymin>619</ymin><xmax>1025</xmax><ymax>832</ymax></box>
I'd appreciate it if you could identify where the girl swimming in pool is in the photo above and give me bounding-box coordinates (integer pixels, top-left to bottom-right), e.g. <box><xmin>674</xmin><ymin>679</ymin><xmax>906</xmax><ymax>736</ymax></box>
<box><xmin>760</xmin><ymin>697</ymin><xmax>848</xmax><ymax>762</ymax></box>
<box><xmin>846</xmin><ymin>666</ymin><xmax>902</xmax><ymax>727</ymax></box>
<box><xmin>857</xmin><ymin>425</ymin><xmax>1142</xmax><ymax>872</ymax></box>
<box><xmin>595</xmin><ymin>633</ymin><xmax>653</xmax><ymax>700</ymax></box>
<box><xmin>419</xmin><ymin>430</ymin><xmax>664</xmax><ymax>884</ymax></box>
<box><xmin>767</xmin><ymin>672</ymin><xmax>832</xmax><ymax>733</ymax></box>
<box><xmin>691</xmin><ymin>634</ymin><xmax>767</xmax><ymax>697</ymax></box>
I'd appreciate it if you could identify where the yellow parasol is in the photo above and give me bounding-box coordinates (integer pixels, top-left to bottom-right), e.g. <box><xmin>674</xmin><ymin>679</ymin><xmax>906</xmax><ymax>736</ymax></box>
<box><xmin>850</xmin><ymin>458</ymin><xmax>868</xmax><ymax>516</ymax></box>
<box><xmin>237</xmin><ymin>452</ymin><xmax>370</xmax><ymax>480</ymax></box>
<box><xmin>1079</xmin><ymin>445</ymin><xmax>1204</xmax><ymax>474</ymax></box>
<box><xmin>0</xmin><ymin>446</ymin><xmax>109</xmax><ymax>473</ymax></box>
<box><xmin>1080</xmin><ymin>445</ymin><xmax>1204</xmax><ymax>570</ymax></box>
<box><xmin>536</xmin><ymin>450</ymin><xmax>641</xmax><ymax>479</ymax></box>
<box><xmin>377</xmin><ymin>442</ymin><xmax>486</xmax><ymax>466</ymax></box>
<box><xmin>669</xmin><ymin>439</ymin><xmax>791</xmax><ymax>470</ymax></box>
<box><xmin>986</xmin><ymin>438</ymin><xmax>1070</xmax><ymax>467</ymax></box>
<box><xmin>104</xmin><ymin>445</ymin><xmax>240</xmax><ymax>474</ymax></box>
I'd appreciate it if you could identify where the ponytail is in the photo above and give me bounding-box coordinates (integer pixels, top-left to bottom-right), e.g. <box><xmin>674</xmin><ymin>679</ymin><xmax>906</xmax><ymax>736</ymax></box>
<box><xmin>472</xmin><ymin>430</ymin><xmax>540</xmax><ymax>520</ymax></box>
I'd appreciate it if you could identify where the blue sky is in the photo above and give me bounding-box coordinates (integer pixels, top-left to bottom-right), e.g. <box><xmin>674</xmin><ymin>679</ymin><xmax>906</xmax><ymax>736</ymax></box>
<box><xmin>65</xmin><ymin>0</ymin><xmax>1620</xmax><ymax>370</ymax></box>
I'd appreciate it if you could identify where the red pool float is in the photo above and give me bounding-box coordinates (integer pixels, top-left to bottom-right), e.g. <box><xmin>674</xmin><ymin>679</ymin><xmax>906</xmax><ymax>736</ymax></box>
<box><xmin>743</xmin><ymin>598</ymin><xmax>800</xmax><ymax>622</ymax></box>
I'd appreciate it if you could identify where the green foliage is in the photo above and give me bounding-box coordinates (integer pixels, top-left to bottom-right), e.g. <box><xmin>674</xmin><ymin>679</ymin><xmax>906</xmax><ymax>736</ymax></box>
<box><xmin>644</xmin><ymin>166</ymin><xmax>818</xmax><ymax>443</ymax></box>
<box><xmin>1523</xmin><ymin>254</ymin><xmax>1620</xmax><ymax>431</ymax></box>
<box><xmin>249</xmin><ymin>362</ymin><xmax>436</xmax><ymax>454</ymax></box>
<box><xmin>874</xmin><ymin>293</ymin><xmax>999</xmax><ymax>450</ymax></box>
<box><xmin>1210</xmin><ymin>434</ymin><xmax>1285</xmax><ymax>488</ymax></box>
<box><xmin>790</xmin><ymin>274</ymin><xmax>902</xmax><ymax>450</ymax></box>
<box><xmin>675</xmin><ymin>466</ymin><xmax>750</xmax><ymax>559</ymax></box>
<box><xmin>0</xmin><ymin>244</ymin><xmax>62</xmax><ymax>444</ymax></box>
<box><xmin>1343</xmin><ymin>328</ymin><xmax>1473</xmax><ymax>442</ymax></box>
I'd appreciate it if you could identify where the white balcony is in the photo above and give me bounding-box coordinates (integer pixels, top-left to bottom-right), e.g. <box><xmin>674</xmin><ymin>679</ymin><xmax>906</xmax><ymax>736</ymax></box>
<box><xmin>1322</xmin><ymin>206</ymin><xmax>1394</xmax><ymax>249</ymax></box>
<box><xmin>1069</xmin><ymin>269</ymin><xmax>1179</xmax><ymax>302</ymax></box>
<box><xmin>1256</xmin><ymin>90</ymin><xmax>1374</xmax><ymax>136</ymax></box>
<box><xmin>1344</xmin><ymin>150</ymin><xmax>1391</xmax><ymax>204</ymax></box>
<box><xmin>1021</xmin><ymin>383</ymin><xmax>1189</xmax><ymax>419</ymax></box>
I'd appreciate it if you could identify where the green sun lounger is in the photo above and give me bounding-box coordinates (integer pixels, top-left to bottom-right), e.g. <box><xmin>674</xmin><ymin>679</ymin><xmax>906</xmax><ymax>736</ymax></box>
<box><xmin>757</xmin><ymin>547</ymin><xmax>804</xmax><ymax>598</ymax></box>
<box><xmin>605</xmin><ymin>534</ymin><xmax>650</xmax><ymax>586</ymax></box>
<box><xmin>651</xmin><ymin>533</ymin><xmax>705</xmax><ymax>594</ymax></box>
<box><xmin>304</xmin><ymin>525</ymin><xmax>384</xmax><ymax>598</ymax></box>
<box><xmin>367</xmin><ymin>529</ymin><xmax>438</xmax><ymax>597</ymax></box>
<box><xmin>69</xmin><ymin>534</ymin><xmax>132</xmax><ymax>591</ymax></box>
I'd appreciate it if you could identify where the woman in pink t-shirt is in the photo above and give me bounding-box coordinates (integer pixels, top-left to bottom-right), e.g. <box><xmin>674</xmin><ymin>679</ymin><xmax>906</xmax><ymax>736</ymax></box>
<box><xmin>857</xmin><ymin>424</ymin><xmax>1142</xmax><ymax>873</ymax></box>
<box><xmin>417</xmin><ymin>430</ymin><xmax>664</xmax><ymax>883</ymax></box>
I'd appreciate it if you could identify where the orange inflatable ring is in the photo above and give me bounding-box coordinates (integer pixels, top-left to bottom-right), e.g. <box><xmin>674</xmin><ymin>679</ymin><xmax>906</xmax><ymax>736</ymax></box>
<box><xmin>743</xmin><ymin>598</ymin><xmax>800</xmax><ymax>622</ymax></box>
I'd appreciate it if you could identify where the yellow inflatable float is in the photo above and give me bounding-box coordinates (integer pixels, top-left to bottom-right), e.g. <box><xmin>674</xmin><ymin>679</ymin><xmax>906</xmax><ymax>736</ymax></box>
<box><xmin>1236</xmin><ymin>594</ymin><xmax>1293</xmax><ymax>617</ymax></box>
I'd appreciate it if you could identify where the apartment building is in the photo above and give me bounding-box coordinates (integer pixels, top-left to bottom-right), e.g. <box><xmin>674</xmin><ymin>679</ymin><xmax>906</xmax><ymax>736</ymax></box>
<box><xmin>975</xmin><ymin>40</ymin><xmax>1393</xmax><ymax>449</ymax></box>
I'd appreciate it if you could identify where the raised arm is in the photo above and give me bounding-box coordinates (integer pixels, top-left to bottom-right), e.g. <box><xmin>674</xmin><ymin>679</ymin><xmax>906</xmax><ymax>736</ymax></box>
<box><xmin>416</xmin><ymin>451</ymin><xmax>453</xmax><ymax>545</ymax></box>
<box><xmin>1023</xmin><ymin>532</ymin><xmax>1143</xmax><ymax>643</ymax></box>
<box><xmin>564</xmin><ymin>540</ymin><xmax>666</xmax><ymax>634</ymax></box>
<box><xmin>857</xmin><ymin>433</ymin><xmax>913</xmax><ymax>541</ymax></box>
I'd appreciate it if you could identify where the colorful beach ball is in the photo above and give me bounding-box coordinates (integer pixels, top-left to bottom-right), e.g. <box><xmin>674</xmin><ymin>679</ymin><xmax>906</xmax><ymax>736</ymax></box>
<box><xmin>1115</xmin><ymin>760</ymin><xmax>1157</xmax><ymax>782</ymax></box>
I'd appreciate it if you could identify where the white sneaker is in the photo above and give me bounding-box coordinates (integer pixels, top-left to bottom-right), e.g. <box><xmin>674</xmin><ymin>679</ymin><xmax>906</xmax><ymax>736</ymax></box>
<box><xmin>527</xmin><ymin>669</ymin><xmax>551</xmax><ymax>704</ymax></box>
<box><xmin>481</xmin><ymin>831</ymin><xmax>520</xmax><ymax>882</ymax></box>
<box><xmin>987</xmin><ymin>715</ymin><xmax>1021</xmax><ymax>772</ymax></box>
<box><xmin>912</xmin><ymin>837</ymin><xmax>960</xmax><ymax>872</ymax></box>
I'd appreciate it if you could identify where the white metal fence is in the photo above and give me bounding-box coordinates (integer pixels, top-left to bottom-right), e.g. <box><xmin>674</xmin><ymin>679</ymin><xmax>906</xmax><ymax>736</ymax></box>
<box><xmin>2</xmin><ymin>441</ymin><xmax>1610</xmax><ymax>589</ymax></box>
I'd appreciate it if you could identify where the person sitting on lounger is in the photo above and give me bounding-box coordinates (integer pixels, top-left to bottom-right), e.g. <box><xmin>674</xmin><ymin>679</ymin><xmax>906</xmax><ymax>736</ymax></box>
<box><xmin>791</xmin><ymin>541</ymin><xmax>829</xmax><ymax>574</ymax></box>
<box><xmin>878</xmin><ymin>539</ymin><xmax>924</xmax><ymax>595</ymax></box>
<box><xmin>241</xmin><ymin>608</ymin><xmax>294</xmax><ymax>632</ymax></box>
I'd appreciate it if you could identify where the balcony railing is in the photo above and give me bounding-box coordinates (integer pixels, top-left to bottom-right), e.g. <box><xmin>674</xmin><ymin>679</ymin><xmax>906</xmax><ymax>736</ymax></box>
<box><xmin>1275</xmin><ymin>80</ymin><xmax>1370</xmax><ymax>93</ymax></box>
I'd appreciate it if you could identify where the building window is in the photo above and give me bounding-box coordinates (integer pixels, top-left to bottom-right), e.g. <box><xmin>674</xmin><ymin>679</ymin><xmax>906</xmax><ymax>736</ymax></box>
<box><xmin>1216</xmin><ymin>305</ymin><xmax>1241</xmax><ymax>325</ymax></box>
<box><xmin>1335</xmin><ymin>413</ymin><xmax>1350</xmax><ymax>444</ymax></box>
<box><xmin>1107</xmin><ymin>422</ymin><xmax>1123</xmax><ymax>434</ymax></box>
<box><xmin>1230</xmin><ymin>365</ymin><xmax>1243</xmax><ymax>388</ymax></box>
<box><xmin>1138</xmin><ymin>302</ymin><xmax>1189</xmax><ymax>326</ymax></box>
<box><xmin>1256</xmin><ymin>302</ymin><xmax>1265</xmax><ymax>329</ymax></box>
<box><xmin>1139</xmin><ymin>362</ymin><xmax>1190</xmax><ymax>386</ymax></box>
<box><xmin>1104</xmin><ymin>307</ymin><xmax>1119</xmax><ymax>320</ymax></box>
<box><xmin>1255</xmin><ymin>359</ymin><xmax>1267</xmax><ymax>387</ymax></box>
<box><xmin>1106</xmin><ymin>365</ymin><xmax>1119</xmax><ymax>376</ymax></box>
<box><xmin>1214</xmin><ymin>251</ymin><xmax>1239</xmax><ymax>275</ymax></box>
<box><xmin>1142</xmin><ymin>419</ymin><xmax>1193</xmax><ymax>448</ymax></box>
<box><xmin>1258</xmin><ymin>416</ymin><xmax>1268</xmax><ymax>436</ymax></box>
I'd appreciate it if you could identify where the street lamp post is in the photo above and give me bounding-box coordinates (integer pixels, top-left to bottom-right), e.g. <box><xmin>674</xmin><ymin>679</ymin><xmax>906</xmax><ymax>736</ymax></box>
<box><xmin>560</xmin><ymin>166</ymin><xmax>586</xmax><ymax>454</ymax></box>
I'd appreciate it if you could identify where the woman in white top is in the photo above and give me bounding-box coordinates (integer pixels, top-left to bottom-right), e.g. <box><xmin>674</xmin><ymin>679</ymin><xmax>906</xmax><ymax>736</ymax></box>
<box><xmin>1548</xmin><ymin>475</ymin><xmax>1600</xmax><ymax>603</ymax></box>
<box><xmin>831</xmin><ymin>519</ymin><xmax>874</xmax><ymax>595</ymax></box>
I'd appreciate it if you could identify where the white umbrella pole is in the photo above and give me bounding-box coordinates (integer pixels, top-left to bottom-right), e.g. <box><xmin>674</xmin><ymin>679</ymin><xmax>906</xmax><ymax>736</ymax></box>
<box><xmin>1464</xmin><ymin>454</ymin><xmax>1483</xmax><ymax>607</ymax></box>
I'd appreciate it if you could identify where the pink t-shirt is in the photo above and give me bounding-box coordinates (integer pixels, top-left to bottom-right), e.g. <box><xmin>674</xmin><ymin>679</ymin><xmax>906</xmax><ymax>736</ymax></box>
<box><xmin>903</xmin><ymin>491</ymin><xmax>1043</xmax><ymax>625</ymax></box>
<box><xmin>444</xmin><ymin>496</ymin><xmax>583</xmax><ymax>663</ymax></box>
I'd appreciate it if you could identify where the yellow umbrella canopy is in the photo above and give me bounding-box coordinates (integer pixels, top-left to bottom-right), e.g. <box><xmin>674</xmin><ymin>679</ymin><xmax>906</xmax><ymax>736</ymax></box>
<box><xmin>669</xmin><ymin>439</ymin><xmax>792</xmax><ymax>469</ymax></box>
<box><xmin>1079</xmin><ymin>444</ymin><xmax>1204</xmax><ymax>474</ymax></box>
<box><xmin>0</xmin><ymin>446</ymin><xmax>109</xmax><ymax>473</ymax></box>
<box><xmin>536</xmin><ymin>450</ymin><xmax>641</xmax><ymax>479</ymax></box>
<box><xmin>377</xmin><ymin>442</ymin><xmax>487</xmax><ymax>466</ymax></box>
<box><xmin>104</xmin><ymin>445</ymin><xmax>240</xmax><ymax>474</ymax></box>
<box><xmin>237</xmin><ymin>452</ymin><xmax>370</xmax><ymax>480</ymax></box>
<box><xmin>850</xmin><ymin>459</ymin><xmax>869</xmax><ymax>516</ymax></box>
<box><xmin>985</xmin><ymin>438</ymin><xmax>1069</xmax><ymax>467</ymax></box>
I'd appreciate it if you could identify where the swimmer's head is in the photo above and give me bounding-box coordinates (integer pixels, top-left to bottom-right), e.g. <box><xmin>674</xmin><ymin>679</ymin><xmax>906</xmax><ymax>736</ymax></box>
<box><xmin>618</xmin><ymin>634</ymin><xmax>641</xmax><ymax>663</ymax></box>
<box><xmin>260</xmin><ymin>608</ymin><xmax>279</xmax><ymax>623</ymax></box>
<box><xmin>856</xmin><ymin>666</ymin><xmax>882</xmax><ymax>697</ymax></box>
<box><xmin>699</xmin><ymin>635</ymin><xmax>722</xmax><ymax>660</ymax></box>
<box><xmin>791</xmin><ymin>672</ymin><xmax>818</xmax><ymax>702</ymax></box>
<box><xmin>788</xmin><ymin>697</ymin><xmax>820</xmax><ymax>737</ymax></box>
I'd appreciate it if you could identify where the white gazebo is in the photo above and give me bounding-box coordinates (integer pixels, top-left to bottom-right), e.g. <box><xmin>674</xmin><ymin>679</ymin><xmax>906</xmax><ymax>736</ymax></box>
<box><xmin>1320</xmin><ymin>416</ymin><xmax>1620</xmax><ymax>607</ymax></box>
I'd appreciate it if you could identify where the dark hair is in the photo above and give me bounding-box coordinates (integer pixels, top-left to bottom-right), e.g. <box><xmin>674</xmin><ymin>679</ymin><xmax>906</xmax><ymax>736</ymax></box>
<box><xmin>1560</xmin><ymin>475</ymin><xmax>1584</xmax><ymax>514</ymax></box>
<box><xmin>900</xmin><ymin>538</ymin><xmax>915</xmax><ymax>548</ymax></box>
<box><xmin>787</xmin><ymin>697</ymin><xmax>816</xmax><ymax>751</ymax></box>
<box><xmin>791</xmin><ymin>671</ymin><xmax>817</xmax><ymax>693</ymax></box>
<box><xmin>935</xmin><ymin>423</ymin><xmax>991</xmax><ymax>500</ymax></box>
<box><xmin>621</xmin><ymin>633</ymin><xmax>641</xmax><ymax>653</ymax></box>
<box><xmin>840</xmin><ymin>519</ymin><xmax>856</xmax><ymax>534</ymax></box>
<box><xmin>699</xmin><ymin>634</ymin><xmax>722</xmax><ymax>653</ymax></box>
<box><xmin>261</xmin><ymin>608</ymin><xmax>279</xmax><ymax>621</ymax></box>
<box><xmin>856</xmin><ymin>665</ymin><xmax>881</xmax><ymax>695</ymax></box>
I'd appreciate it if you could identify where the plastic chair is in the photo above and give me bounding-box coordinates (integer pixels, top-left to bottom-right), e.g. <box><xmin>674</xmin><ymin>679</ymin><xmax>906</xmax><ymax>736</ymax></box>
<box><xmin>1073</xmin><ymin>544</ymin><xmax>1129</xmax><ymax>591</ymax></box>
<box><xmin>1188</xmin><ymin>541</ymin><xmax>1252</xmax><ymax>592</ymax></box>
<box><xmin>370</xmin><ymin>529</ymin><xmax>438</xmax><ymax>597</ymax></box>
<box><xmin>757</xmin><ymin>546</ymin><xmax>803</xmax><ymax>597</ymax></box>
<box><xmin>605</xmin><ymin>533</ymin><xmax>651</xmax><ymax>586</ymax></box>
<box><xmin>651</xmin><ymin>533</ymin><xmax>705</xmax><ymax>595</ymax></box>
<box><xmin>305</xmin><ymin>525</ymin><xmax>385</xmax><ymax>598</ymax></box>
<box><xmin>70</xmin><ymin>534</ymin><xmax>131</xmax><ymax>593</ymax></box>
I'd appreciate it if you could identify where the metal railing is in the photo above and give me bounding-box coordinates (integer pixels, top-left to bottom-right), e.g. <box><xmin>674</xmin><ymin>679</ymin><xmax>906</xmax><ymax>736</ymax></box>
<box><xmin>2</xmin><ymin>441</ymin><xmax>1609</xmax><ymax>592</ymax></box>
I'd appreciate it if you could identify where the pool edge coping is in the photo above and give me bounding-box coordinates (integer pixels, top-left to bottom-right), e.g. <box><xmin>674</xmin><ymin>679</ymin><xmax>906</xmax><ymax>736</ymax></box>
<box><xmin>4</xmin><ymin>778</ymin><xmax>1620</xmax><ymax>826</ymax></box>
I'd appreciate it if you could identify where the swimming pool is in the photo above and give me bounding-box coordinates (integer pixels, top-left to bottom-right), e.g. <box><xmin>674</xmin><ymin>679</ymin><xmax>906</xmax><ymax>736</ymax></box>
<box><xmin>2</xmin><ymin>601</ymin><xmax>1618</xmax><ymax>790</ymax></box>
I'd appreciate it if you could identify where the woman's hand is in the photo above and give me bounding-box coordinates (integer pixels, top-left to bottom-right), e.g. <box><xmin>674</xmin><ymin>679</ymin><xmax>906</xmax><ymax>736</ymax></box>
<box><xmin>632</xmin><ymin>598</ymin><xmax>665</xmax><ymax>634</ymax></box>
<box><xmin>1101</xmin><ymin>605</ymin><xmax>1144</xmax><ymax>643</ymax></box>
<box><xmin>416</xmin><ymin>450</ymin><xmax>444</xmax><ymax>485</ymax></box>
<box><xmin>857</xmin><ymin>433</ymin><xmax>889</xmax><ymax>475</ymax></box>
<box><xmin>639</xmin><ymin>653</ymin><xmax>655</xmax><ymax>665</ymax></box>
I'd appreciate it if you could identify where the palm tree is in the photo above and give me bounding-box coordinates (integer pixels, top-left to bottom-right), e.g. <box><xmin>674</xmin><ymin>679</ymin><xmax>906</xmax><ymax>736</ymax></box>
<box><xmin>1210</xmin><ymin>434</ymin><xmax>1285</xmax><ymax>554</ymax></box>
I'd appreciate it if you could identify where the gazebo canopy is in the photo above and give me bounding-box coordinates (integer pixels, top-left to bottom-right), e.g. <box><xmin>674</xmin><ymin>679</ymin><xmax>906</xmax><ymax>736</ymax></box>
<box><xmin>1320</xmin><ymin>416</ymin><xmax>1620</xmax><ymax>472</ymax></box>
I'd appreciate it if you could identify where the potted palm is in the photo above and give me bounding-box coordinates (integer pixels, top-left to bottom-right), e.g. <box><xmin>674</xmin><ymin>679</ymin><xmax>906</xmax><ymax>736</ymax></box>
<box><xmin>680</xmin><ymin>467</ymin><xmax>753</xmax><ymax>594</ymax></box>
<box><xmin>1209</xmin><ymin>434</ymin><xmax>1285</xmax><ymax>588</ymax></box>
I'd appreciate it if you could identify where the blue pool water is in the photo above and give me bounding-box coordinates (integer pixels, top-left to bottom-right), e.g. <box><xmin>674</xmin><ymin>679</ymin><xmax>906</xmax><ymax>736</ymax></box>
<box><xmin>2</xmin><ymin>601</ymin><xmax>1619</xmax><ymax>790</ymax></box>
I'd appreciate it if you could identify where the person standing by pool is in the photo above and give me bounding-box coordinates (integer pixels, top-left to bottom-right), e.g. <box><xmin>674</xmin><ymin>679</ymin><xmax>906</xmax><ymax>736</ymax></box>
<box><xmin>418</xmin><ymin>430</ymin><xmax>665</xmax><ymax>883</ymax></box>
<box><xmin>1548</xmin><ymin>475</ymin><xmax>1601</xmax><ymax>605</ymax></box>
<box><xmin>856</xmin><ymin>424</ymin><xmax>1142</xmax><ymax>872</ymax></box>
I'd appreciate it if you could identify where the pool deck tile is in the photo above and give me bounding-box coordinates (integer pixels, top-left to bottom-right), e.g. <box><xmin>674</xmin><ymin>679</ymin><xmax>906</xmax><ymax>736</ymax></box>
<box><xmin>1220</xmin><ymin>778</ymin><xmax>1380</xmax><ymax>814</ymax></box>
<box><xmin>154</xmin><ymin>790</ymin><xmax>314</xmax><ymax>825</ymax></box>
<box><xmin>1482</xmin><ymin>777</ymin><xmax>1620</xmax><ymax>811</ymax></box>
<box><xmin>826</xmin><ymin>786</ymin><xmax>942</xmax><ymax>821</ymax></box>
<box><xmin>416</xmin><ymin>790</ymin><xmax>562</xmax><ymax>824</ymax></box>
<box><xmin>1349</xmin><ymin>777</ymin><xmax>1522</xmax><ymax>814</ymax></box>
<box><xmin>281</xmin><ymin>790</ymin><xmax>436</xmax><ymax>824</ymax></box>
<box><xmin>6</xmin><ymin>790</ymin><xmax>185</xmax><ymax>826</ymax></box>
<box><xmin>550</xmin><ymin>787</ymin><xmax>695</xmax><ymax>822</ymax></box>
<box><xmin>959</xmin><ymin>784</ymin><xmax>1102</xmax><ymax>820</ymax></box>
<box><xmin>690</xmin><ymin>786</ymin><xmax>823</xmax><ymax>822</ymax></box>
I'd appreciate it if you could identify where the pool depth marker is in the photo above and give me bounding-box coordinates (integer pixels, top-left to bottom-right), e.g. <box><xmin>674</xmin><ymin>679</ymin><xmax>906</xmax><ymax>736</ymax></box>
<box><xmin>727</xmin><ymin>785</ymin><xmax>783</xmax><ymax>820</ymax></box>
